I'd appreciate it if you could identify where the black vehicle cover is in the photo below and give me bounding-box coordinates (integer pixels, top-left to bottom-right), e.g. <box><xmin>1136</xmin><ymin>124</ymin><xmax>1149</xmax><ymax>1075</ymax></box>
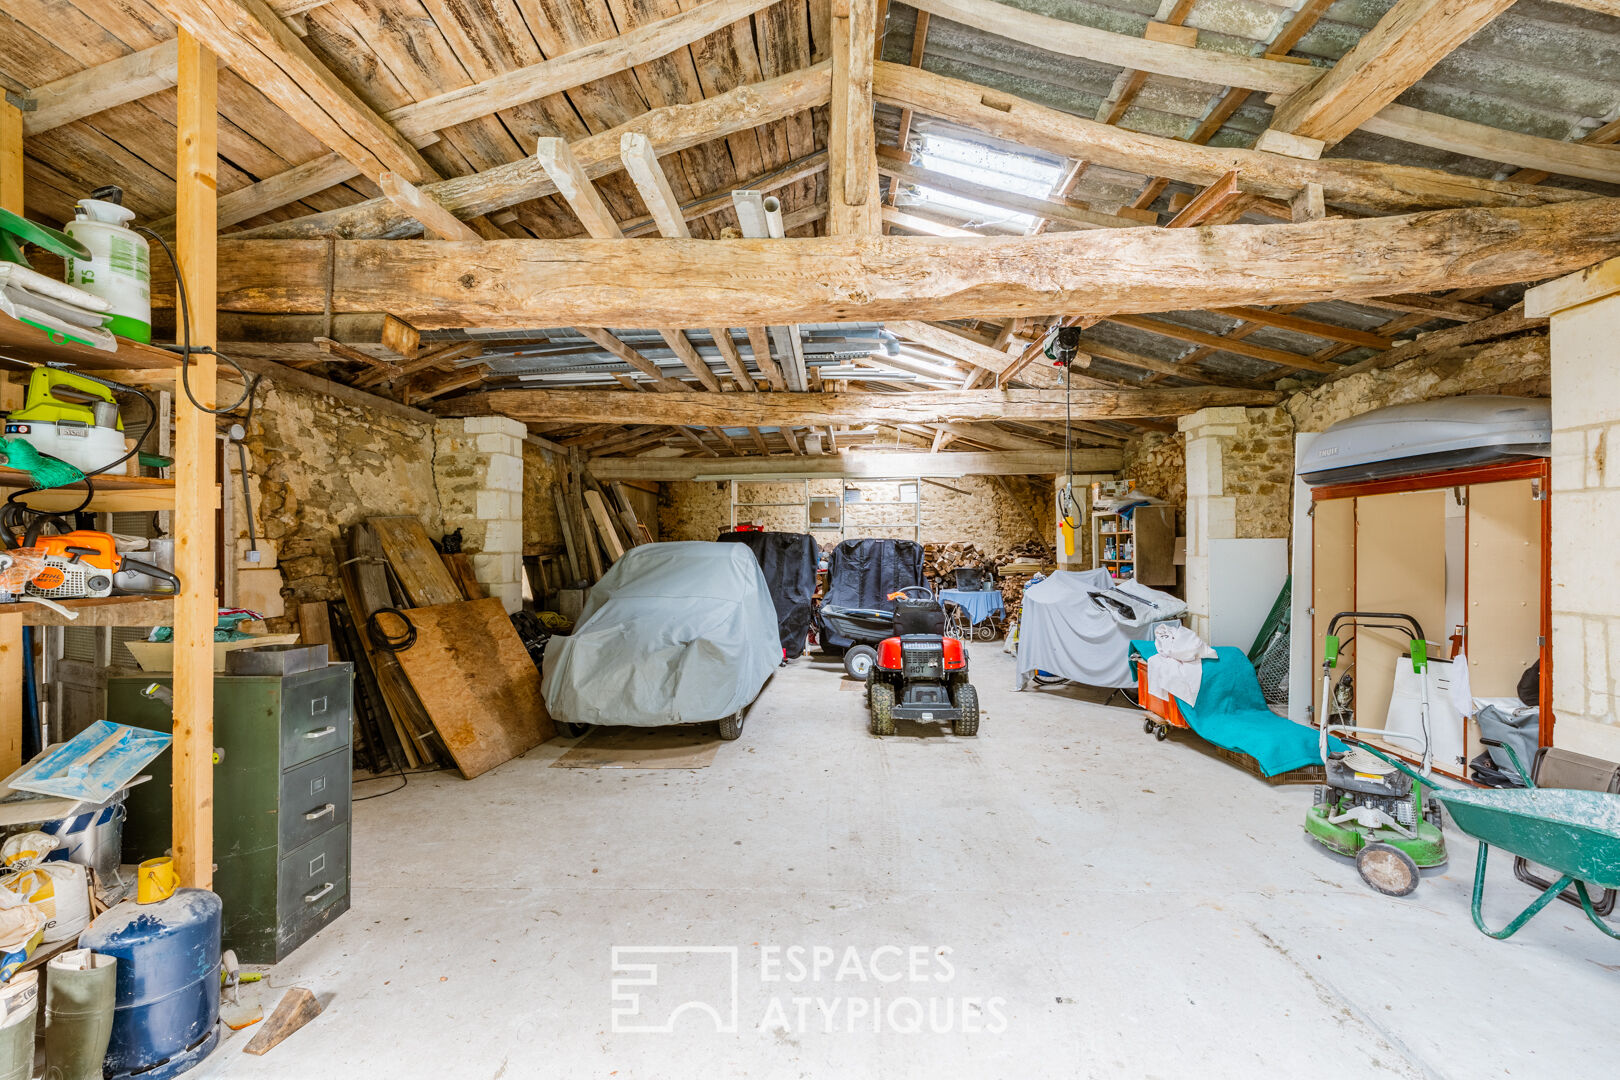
<box><xmin>816</xmin><ymin>538</ymin><xmax>925</xmax><ymax>649</ymax></box>
<box><xmin>717</xmin><ymin>530</ymin><xmax>818</xmax><ymax>658</ymax></box>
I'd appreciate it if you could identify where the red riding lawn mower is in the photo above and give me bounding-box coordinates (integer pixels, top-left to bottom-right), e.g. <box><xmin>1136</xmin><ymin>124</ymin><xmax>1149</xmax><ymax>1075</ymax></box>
<box><xmin>865</xmin><ymin>586</ymin><xmax>979</xmax><ymax>738</ymax></box>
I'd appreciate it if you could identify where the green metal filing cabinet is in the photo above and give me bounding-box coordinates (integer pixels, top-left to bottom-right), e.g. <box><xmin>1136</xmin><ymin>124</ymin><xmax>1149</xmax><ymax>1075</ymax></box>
<box><xmin>112</xmin><ymin>665</ymin><xmax>354</xmax><ymax>963</ymax></box>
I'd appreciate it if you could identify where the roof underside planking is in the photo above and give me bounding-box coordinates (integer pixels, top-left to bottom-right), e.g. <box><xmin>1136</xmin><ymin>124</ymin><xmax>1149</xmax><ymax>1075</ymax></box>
<box><xmin>3</xmin><ymin>0</ymin><xmax>1614</xmax><ymax>458</ymax></box>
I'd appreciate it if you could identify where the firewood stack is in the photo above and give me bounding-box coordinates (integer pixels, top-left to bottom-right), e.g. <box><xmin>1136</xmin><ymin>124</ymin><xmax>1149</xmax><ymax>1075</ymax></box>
<box><xmin>995</xmin><ymin>541</ymin><xmax>1056</xmax><ymax>622</ymax></box>
<box><xmin>923</xmin><ymin>540</ymin><xmax>1056</xmax><ymax>623</ymax></box>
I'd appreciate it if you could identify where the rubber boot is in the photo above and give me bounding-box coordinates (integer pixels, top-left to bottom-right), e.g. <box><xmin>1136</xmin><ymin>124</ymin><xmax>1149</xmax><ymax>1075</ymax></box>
<box><xmin>43</xmin><ymin>952</ymin><xmax>116</xmax><ymax>1080</ymax></box>
<box><xmin>0</xmin><ymin>969</ymin><xmax>39</xmax><ymax>1080</ymax></box>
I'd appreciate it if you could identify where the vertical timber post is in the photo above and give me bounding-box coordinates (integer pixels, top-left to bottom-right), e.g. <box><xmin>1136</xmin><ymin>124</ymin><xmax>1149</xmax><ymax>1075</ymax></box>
<box><xmin>173</xmin><ymin>31</ymin><xmax>218</xmax><ymax>889</ymax></box>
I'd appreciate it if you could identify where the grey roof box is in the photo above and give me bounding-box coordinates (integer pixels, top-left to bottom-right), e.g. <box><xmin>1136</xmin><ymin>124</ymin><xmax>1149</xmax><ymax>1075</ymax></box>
<box><xmin>1297</xmin><ymin>396</ymin><xmax>1550</xmax><ymax>487</ymax></box>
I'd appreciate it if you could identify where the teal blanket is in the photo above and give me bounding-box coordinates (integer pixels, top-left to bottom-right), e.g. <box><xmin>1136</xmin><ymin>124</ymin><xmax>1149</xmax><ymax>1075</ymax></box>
<box><xmin>1130</xmin><ymin>640</ymin><xmax>1336</xmax><ymax>776</ymax></box>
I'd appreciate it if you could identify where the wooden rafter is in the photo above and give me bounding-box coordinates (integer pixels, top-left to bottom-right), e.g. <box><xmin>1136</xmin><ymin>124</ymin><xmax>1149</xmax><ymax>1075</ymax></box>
<box><xmin>873</xmin><ymin>63</ymin><xmax>1583</xmax><ymax>214</ymax></box>
<box><xmin>1268</xmin><ymin>0</ymin><xmax>1519</xmax><ymax>146</ymax></box>
<box><xmin>150</xmin><ymin>0</ymin><xmax>438</xmax><ymax>183</ymax></box>
<box><xmin>238</xmin><ymin>63</ymin><xmax>831</xmax><ymax>240</ymax></box>
<box><xmin>902</xmin><ymin>0</ymin><xmax>1616</xmax><ymax>184</ymax></box>
<box><xmin>575</xmin><ymin>328</ymin><xmax>686</xmax><ymax>392</ymax></box>
<box><xmin>588</xmin><ymin>449</ymin><xmax>1121</xmax><ymax>481</ymax></box>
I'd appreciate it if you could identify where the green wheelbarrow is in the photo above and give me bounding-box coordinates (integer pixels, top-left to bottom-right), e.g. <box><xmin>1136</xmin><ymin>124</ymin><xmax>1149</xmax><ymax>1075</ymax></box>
<box><xmin>1349</xmin><ymin>737</ymin><xmax>1620</xmax><ymax>942</ymax></box>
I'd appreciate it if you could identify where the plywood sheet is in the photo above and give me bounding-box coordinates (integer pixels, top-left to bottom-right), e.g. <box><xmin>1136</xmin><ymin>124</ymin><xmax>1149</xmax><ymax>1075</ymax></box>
<box><xmin>1312</xmin><ymin>497</ymin><xmax>1356</xmax><ymax>711</ymax></box>
<box><xmin>550</xmin><ymin>725</ymin><xmax>721</xmax><ymax>769</ymax></box>
<box><xmin>1354</xmin><ymin>490</ymin><xmax>1447</xmax><ymax>732</ymax></box>
<box><xmin>391</xmin><ymin>598</ymin><xmax>555</xmax><ymax>779</ymax></box>
<box><xmin>1466</xmin><ymin>479</ymin><xmax>1542</xmax><ymax>698</ymax></box>
<box><xmin>370</xmin><ymin>516</ymin><xmax>463</xmax><ymax>607</ymax></box>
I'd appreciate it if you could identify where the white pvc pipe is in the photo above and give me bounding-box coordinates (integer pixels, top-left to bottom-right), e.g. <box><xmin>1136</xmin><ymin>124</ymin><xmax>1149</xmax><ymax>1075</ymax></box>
<box><xmin>763</xmin><ymin>195</ymin><xmax>785</xmax><ymax>239</ymax></box>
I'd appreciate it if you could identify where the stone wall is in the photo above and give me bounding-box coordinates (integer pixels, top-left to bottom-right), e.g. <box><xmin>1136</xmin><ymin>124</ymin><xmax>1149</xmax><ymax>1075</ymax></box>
<box><xmin>522</xmin><ymin>440</ymin><xmax>567</xmax><ymax>557</ymax></box>
<box><xmin>1287</xmin><ymin>333</ymin><xmax>1550</xmax><ymax>433</ymax></box>
<box><xmin>659</xmin><ymin>475</ymin><xmax>1054</xmax><ymax>551</ymax></box>
<box><xmin>1121</xmin><ymin>431</ymin><xmax>1187</xmax><ymax>532</ymax></box>
<box><xmin>1221</xmin><ymin>406</ymin><xmax>1295</xmax><ymax>540</ymax></box>
<box><xmin>235</xmin><ymin>373</ymin><xmax>440</xmax><ymax>630</ymax></box>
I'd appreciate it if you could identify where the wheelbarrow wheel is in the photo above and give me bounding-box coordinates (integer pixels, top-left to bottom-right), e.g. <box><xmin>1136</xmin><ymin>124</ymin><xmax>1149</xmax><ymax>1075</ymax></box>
<box><xmin>1357</xmin><ymin>843</ymin><xmax>1421</xmax><ymax>897</ymax></box>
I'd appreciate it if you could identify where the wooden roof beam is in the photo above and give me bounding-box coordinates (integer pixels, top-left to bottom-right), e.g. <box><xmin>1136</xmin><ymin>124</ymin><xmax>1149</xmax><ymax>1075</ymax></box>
<box><xmin>193</xmin><ymin>197</ymin><xmax>1620</xmax><ymax>327</ymax></box>
<box><xmin>150</xmin><ymin>0</ymin><xmax>437</xmax><ymax>183</ymax></box>
<box><xmin>1268</xmin><ymin>0</ymin><xmax>1518</xmax><ymax>147</ymax></box>
<box><xmin>617</xmin><ymin>133</ymin><xmax>734</xmax><ymax>393</ymax></box>
<box><xmin>588</xmin><ymin>448</ymin><xmax>1122</xmax><ymax>481</ymax></box>
<box><xmin>902</xmin><ymin>0</ymin><xmax>1620</xmax><ymax>186</ymax></box>
<box><xmin>441</xmin><ymin>387</ymin><xmax>1279</xmax><ymax>427</ymax></box>
<box><xmin>830</xmin><ymin>0</ymin><xmax>880</xmax><ymax>235</ymax></box>
<box><xmin>873</xmin><ymin>62</ymin><xmax>1587</xmax><ymax>213</ymax></box>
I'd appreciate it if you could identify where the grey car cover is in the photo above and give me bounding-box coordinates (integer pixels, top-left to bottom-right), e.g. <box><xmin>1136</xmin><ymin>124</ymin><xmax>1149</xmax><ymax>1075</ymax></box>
<box><xmin>542</xmin><ymin>542</ymin><xmax>781</xmax><ymax>727</ymax></box>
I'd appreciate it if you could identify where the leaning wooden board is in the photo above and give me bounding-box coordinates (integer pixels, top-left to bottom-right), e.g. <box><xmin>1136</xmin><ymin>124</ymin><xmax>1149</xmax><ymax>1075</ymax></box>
<box><xmin>391</xmin><ymin>598</ymin><xmax>555</xmax><ymax>779</ymax></box>
<box><xmin>369</xmin><ymin>516</ymin><xmax>463</xmax><ymax>607</ymax></box>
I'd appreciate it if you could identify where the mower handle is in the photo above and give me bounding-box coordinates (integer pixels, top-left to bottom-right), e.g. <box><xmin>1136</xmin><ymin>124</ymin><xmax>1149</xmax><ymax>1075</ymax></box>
<box><xmin>1324</xmin><ymin>611</ymin><xmax>1426</xmax><ymax>643</ymax></box>
<box><xmin>886</xmin><ymin>586</ymin><xmax>933</xmax><ymax>601</ymax></box>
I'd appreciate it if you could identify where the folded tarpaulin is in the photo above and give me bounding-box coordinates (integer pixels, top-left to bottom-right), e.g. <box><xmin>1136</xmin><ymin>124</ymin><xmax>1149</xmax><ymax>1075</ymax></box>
<box><xmin>718</xmin><ymin>530</ymin><xmax>818</xmax><ymax>659</ymax></box>
<box><xmin>542</xmin><ymin>542</ymin><xmax>781</xmax><ymax>727</ymax></box>
<box><xmin>1015</xmin><ymin>569</ymin><xmax>1181</xmax><ymax>689</ymax></box>
<box><xmin>1130</xmin><ymin>639</ymin><xmax>1338</xmax><ymax>776</ymax></box>
<box><xmin>815</xmin><ymin>538</ymin><xmax>924</xmax><ymax>650</ymax></box>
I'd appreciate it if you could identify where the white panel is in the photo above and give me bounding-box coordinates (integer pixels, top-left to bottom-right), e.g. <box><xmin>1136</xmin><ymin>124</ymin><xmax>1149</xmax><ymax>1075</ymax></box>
<box><xmin>1289</xmin><ymin>433</ymin><xmax>1315</xmax><ymax>724</ymax></box>
<box><xmin>1206</xmin><ymin>538</ymin><xmax>1289</xmax><ymax>650</ymax></box>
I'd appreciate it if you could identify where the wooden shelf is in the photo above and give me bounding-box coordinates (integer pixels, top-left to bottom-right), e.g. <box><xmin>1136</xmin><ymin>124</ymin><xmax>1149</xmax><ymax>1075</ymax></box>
<box><xmin>0</xmin><ymin>594</ymin><xmax>173</xmax><ymax>627</ymax></box>
<box><xmin>0</xmin><ymin>314</ymin><xmax>179</xmax><ymax>372</ymax></box>
<box><xmin>0</xmin><ymin>467</ymin><xmax>176</xmax><ymax>513</ymax></box>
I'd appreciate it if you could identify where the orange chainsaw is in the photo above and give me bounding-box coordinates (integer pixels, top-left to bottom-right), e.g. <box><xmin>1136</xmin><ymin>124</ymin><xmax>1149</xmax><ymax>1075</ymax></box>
<box><xmin>24</xmin><ymin>531</ymin><xmax>180</xmax><ymax>600</ymax></box>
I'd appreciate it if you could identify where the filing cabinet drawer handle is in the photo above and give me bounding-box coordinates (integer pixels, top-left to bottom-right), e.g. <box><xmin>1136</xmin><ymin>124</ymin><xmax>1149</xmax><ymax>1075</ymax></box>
<box><xmin>303</xmin><ymin>882</ymin><xmax>334</xmax><ymax>904</ymax></box>
<box><xmin>303</xmin><ymin>726</ymin><xmax>337</xmax><ymax>740</ymax></box>
<box><xmin>304</xmin><ymin>803</ymin><xmax>335</xmax><ymax>822</ymax></box>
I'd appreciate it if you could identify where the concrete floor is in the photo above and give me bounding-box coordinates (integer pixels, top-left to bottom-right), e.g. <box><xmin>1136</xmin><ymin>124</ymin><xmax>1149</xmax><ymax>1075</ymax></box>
<box><xmin>205</xmin><ymin>646</ymin><xmax>1616</xmax><ymax>1080</ymax></box>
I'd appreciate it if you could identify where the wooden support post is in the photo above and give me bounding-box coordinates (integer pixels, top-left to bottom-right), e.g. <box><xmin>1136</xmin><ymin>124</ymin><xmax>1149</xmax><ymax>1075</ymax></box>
<box><xmin>0</xmin><ymin>99</ymin><xmax>23</xmax><ymax>775</ymax></box>
<box><xmin>172</xmin><ymin>31</ymin><xmax>218</xmax><ymax>890</ymax></box>
<box><xmin>829</xmin><ymin>0</ymin><xmax>881</xmax><ymax>235</ymax></box>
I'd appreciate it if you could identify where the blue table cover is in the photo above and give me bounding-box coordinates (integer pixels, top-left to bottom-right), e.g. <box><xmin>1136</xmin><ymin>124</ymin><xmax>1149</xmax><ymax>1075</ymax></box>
<box><xmin>940</xmin><ymin>589</ymin><xmax>1005</xmax><ymax>625</ymax></box>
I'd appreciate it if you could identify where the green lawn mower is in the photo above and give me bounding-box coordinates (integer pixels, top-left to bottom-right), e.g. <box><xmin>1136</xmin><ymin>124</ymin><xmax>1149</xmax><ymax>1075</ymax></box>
<box><xmin>1306</xmin><ymin>611</ymin><xmax>1447</xmax><ymax>896</ymax></box>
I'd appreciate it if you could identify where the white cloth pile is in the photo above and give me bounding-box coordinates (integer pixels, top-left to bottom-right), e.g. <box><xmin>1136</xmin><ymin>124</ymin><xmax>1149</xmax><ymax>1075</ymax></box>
<box><xmin>1145</xmin><ymin>623</ymin><xmax>1217</xmax><ymax>706</ymax></box>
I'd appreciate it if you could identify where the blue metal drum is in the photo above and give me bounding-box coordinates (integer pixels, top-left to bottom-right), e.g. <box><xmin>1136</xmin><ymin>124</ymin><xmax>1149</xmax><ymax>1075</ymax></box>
<box><xmin>79</xmin><ymin>888</ymin><xmax>222</xmax><ymax>1080</ymax></box>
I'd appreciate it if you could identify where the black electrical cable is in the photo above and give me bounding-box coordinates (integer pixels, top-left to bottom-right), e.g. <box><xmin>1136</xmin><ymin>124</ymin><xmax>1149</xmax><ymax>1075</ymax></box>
<box><xmin>354</xmin><ymin>768</ymin><xmax>408</xmax><ymax>801</ymax></box>
<box><xmin>366</xmin><ymin>606</ymin><xmax>417</xmax><ymax>652</ymax></box>
<box><xmin>134</xmin><ymin>225</ymin><xmax>259</xmax><ymax>416</ymax></box>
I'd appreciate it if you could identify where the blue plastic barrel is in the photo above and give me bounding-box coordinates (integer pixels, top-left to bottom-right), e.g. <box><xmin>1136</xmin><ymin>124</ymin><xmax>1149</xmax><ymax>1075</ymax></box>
<box><xmin>79</xmin><ymin>888</ymin><xmax>222</xmax><ymax>1080</ymax></box>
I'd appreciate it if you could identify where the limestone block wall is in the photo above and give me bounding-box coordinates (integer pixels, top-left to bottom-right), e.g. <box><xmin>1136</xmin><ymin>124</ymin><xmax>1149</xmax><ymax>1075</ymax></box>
<box><xmin>1527</xmin><ymin>262</ymin><xmax>1620</xmax><ymax>761</ymax></box>
<box><xmin>433</xmin><ymin>416</ymin><xmax>526</xmax><ymax>613</ymax></box>
<box><xmin>1179</xmin><ymin>406</ymin><xmax>1295</xmax><ymax>639</ymax></box>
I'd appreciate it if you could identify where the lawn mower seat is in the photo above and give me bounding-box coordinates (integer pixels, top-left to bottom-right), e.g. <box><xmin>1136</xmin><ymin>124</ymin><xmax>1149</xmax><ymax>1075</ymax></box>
<box><xmin>893</xmin><ymin>597</ymin><xmax>946</xmax><ymax>637</ymax></box>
